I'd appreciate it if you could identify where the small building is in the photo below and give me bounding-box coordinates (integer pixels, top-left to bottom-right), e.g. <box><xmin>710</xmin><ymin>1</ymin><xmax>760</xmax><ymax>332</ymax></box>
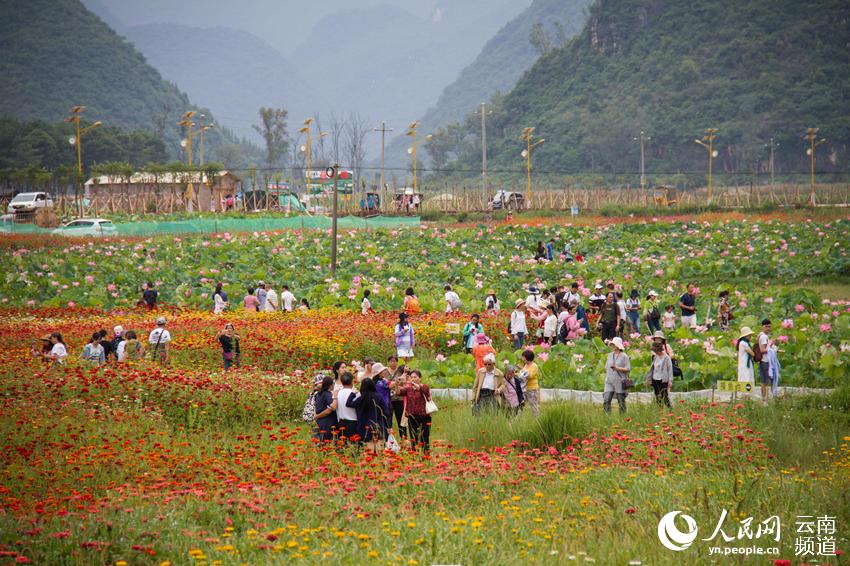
<box><xmin>84</xmin><ymin>171</ymin><xmax>241</xmax><ymax>211</ymax></box>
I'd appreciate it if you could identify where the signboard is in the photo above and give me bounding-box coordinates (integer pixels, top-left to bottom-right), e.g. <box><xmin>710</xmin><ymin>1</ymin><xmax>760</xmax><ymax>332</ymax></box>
<box><xmin>445</xmin><ymin>323</ymin><xmax>460</xmax><ymax>335</ymax></box>
<box><xmin>717</xmin><ymin>380</ymin><xmax>752</xmax><ymax>393</ymax></box>
<box><xmin>266</xmin><ymin>182</ymin><xmax>290</xmax><ymax>191</ymax></box>
<box><xmin>305</xmin><ymin>169</ymin><xmax>354</xmax><ymax>194</ymax></box>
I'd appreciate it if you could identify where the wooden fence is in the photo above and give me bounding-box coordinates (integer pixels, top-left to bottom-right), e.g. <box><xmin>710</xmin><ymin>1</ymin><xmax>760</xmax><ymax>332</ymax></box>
<box><xmin>2</xmin><ymin>183</ymin><xmax>848</xmax><ymax>220</ymax></box>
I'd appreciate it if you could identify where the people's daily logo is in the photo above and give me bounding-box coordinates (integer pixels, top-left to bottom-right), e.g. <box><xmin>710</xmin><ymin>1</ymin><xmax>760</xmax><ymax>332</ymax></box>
<box><xmin>657</xmin><ymin>511</ymin><xmax>699</xmax><ymax>551</ymax></box>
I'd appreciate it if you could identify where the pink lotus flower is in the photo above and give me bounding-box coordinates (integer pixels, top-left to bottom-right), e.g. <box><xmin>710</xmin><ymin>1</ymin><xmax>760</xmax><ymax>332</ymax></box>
<box><xmin>781</xmin><ymin>319</ymin><xmax>793</xmax><ymax>329</ymax></box>
<box><xmin>537</xmin><ymin>352</ymin><xmax>549</xmax><ymax>361</ymax></box>
<box><xmin>66</xmin><ymin>302</ymin><xmax>76</xmax><ymax>308</ymax></box>
<box><xmin>739</xmin><ymin>300</ymin><xmax>748</xmax><ymax>308</ymax></box>
<box><xmin>819</xmin><ymin>323</ymin><xmax>832</xmax><ymax>333</ymax></box>
<box><xmin>446</xmin><ymin>339</ymin><xmax>457</xmax><ymax>347</ymax></box>
<box><xmin>435</xmin><ymin>354</ymin><xmax>446</xmax><ymax>362</ymax></box>
<box><xmin>795</xmin><ymin>304</ymin><xmax>806</xmax><ymax>312</ymax></box>
<box><xmin>84</xmin><ymin>275</ymin><xmax>94</xmax><ymax>284</ymax></box>
<box><xmin>776</xmin><ymin>335</ymin><xmax>789</xmax><ymax>343</ymax></box>
<box><xmin>107</xmin><ymin>283</ymin><xmax>117</xmax><ymax>291</ymax></box>
<box><xmin>655</xmin><ymin>269</ymin><xmax>664</xmax><ymax>276</ymax></box>
<box><xmin>763</xmin><ymin>297</ymin><xmax>773</xmax><ymax>304</ymax></box>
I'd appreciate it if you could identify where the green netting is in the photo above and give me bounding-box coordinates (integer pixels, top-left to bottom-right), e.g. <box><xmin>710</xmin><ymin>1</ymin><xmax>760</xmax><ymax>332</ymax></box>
<box><xmin>0</xmin><ymin>215</ymin><xmax>420</xmax><ymax>236</ymax></box>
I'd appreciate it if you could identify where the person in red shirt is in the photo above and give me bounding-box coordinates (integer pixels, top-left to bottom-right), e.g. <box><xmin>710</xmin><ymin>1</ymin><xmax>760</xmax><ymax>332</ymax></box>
<box><xmin>472</xmin><ymin>333</ymin><xmax>496</xmax><ymax>371</ymax></box>
<box><xmin>400</xmin><ymin>370</ymin><xmax>432</xmax><ymax>453</ymax></box>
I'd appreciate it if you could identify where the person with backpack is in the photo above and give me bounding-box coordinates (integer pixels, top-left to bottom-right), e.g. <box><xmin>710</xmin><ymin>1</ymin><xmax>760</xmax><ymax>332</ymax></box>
<box><xmin>403</xmin><ymin>287</ymin><xmax>421</xmax><ymax>314</ymax></box>
<box><xmin>147</xmin><ymin>317</ymin><xmax>171</xmax><ymax>366</ymax></box>
<box><xmin>501</xmin><ymin>364</ymin><xmax>524</xmax><ymax>416</ymax></box>
<box><xmin>444</xmin><ymin>284</ymin><xmax>462</xmax><ymax>314</ymax></box>
<box><xmin>557</xmin><ymin>302</ymin><xmax>581</xmax><ymax>343</ymax></box>
<box><xmin>394</xmin><ymin>313</ymin><xmax>415</xmax><ymax>361</ymax></box>
<box><xmin>462</xmin><ymin>314</ymin><xmax>484</xmax><ymax>353</ymax></box>
<box><xmin>120</xmin><ymin>330</ymin><xmax>144</xmax><ymax>362</ymax></box>
<box><xmin>643</xmin><ymin>290</ymin><xmax>662</xmax><ymax>335</ymax></box>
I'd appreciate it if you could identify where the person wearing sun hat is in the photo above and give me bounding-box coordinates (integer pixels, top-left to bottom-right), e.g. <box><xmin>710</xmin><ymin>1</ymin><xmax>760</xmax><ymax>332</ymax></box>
<box><xmin>603</xmin><ymin>336</ymin><xmax>630</xmax><ymax>414</ymax></box>
<box><xmin>484</xmin><ymin>289</ymin><xmax>500</xmax><ymax>313</ymax></box>
<box><xmin>472</xmin><ymin>333</ymin><xmax>496</xmax><ymax>371</ymax></box>
<box><xmin>651</xmin><ymin>330</ymin><xmax>675</xmax><ymax>358</ymax></box>
<box><xmin>509</xmin><ymin>299</ymin><xmax>528</xmax><ymax>350</ymax></box>
<box><xmin>736</xmin><ymin>326</ymin><xmax>756</xmax><ymax>391</ymax></box>
<box><xmin>148</xmin><ymin>316</ymin><xmax>171</xmax><ymax>366</ymax></box>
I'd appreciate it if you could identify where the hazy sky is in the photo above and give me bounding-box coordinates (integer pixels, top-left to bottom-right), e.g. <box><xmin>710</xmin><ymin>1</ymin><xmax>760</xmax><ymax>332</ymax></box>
<box><xmin>93</xmin><ymin>0</ymin><xmax>452</xmax><ymax>54</ymax></box>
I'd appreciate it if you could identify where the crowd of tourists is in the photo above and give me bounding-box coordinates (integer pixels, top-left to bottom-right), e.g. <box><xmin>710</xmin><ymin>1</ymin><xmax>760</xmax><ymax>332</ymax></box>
<box><xmin>35</xmin><ymin>262</ymin><xmax>783</xmax><ymax>453</ymax></box>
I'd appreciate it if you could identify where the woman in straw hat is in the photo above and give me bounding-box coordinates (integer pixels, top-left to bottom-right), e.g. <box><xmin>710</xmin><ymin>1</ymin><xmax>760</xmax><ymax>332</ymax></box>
<box><xmin>603</xmin><ymin>337</ymin><xmax>630</xmax><ymax>414</ymax></box>
<box><xmin>736</xmin><ymin>327</ymin><xmax>756</xmax><ymax>387</ymax></box>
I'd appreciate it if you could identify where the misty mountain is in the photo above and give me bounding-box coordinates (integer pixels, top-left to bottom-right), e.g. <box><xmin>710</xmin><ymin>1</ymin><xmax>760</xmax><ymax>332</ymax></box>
<box><xmin>0</xmin><ymin>0</ymin><xmax>243</xmax><ymax>159</ymax></box>
<box><xmin>383</xmin><ymin>0</ymin><xmax>592</xmax><ymax>169</ymax></box>
<box><xmin>455</xmin><ymin>0</ymin><xmax>850</xmax><ymax>181</ymax></box>
<box><xmin>122</xmin><ymin>23</ymin><xmax>321</xmax><ymax>143</ymax></box>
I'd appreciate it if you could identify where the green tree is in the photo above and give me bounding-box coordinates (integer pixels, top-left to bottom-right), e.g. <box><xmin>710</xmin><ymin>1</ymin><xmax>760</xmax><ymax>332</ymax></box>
<box><xmin>253</xmin><ymin>107</ymin><xmax>291</xmax><ymax>172</ymax></box>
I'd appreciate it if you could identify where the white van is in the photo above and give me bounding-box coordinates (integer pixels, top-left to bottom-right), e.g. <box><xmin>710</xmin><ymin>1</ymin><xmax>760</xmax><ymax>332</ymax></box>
<box><xmin>6</xmin><ymin>192</ymin><xmax>54</xmax><ymax>214</ymax></box>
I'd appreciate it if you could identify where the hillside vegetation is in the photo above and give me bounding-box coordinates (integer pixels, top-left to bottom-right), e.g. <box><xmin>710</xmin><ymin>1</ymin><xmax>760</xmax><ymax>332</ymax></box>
<box><xmin>0</xmin><ymin>0</ymin><xmax>253</xmax><ymax>162</ymax></box>
<box><xmin>450</xmin><ymin>0</ymin><xmax>850</xmax><ymax>183</ymax></box>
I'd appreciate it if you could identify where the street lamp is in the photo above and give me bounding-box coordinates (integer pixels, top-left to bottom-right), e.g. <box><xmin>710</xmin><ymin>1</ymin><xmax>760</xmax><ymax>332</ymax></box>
<box><xmin>406</xmin><ymin>122</ymin><xmax>419</xmax><ymax>191</ymax></box>
<box><xmin>298</xmin><ymin>119</ymin><xmax>328</xmax><ymax>194</ymax></box>
<box><xmin>195</xmin><ymin>114</ymin><xmax>215</xmax><ymax>166</ymax></box>
<box><xmin>632</xmin><ymin>130</ymin><xmax>651</xmax><ymax>190</ymax></box>
<box><xmin>178</xmin><ymin>111</ymin><xmax>198</xmax><ymax>211</ymax></box>
<box><xmin>65</xmin><ymin>106</ymin><xmax>102</xmax><ymax>216</ymax></box>
<box><xmin>372</xmin><ymin>121</ymin><xmax>394</xmax><ymax>209</ymax></box>
<box><xmin>521</xmin><ymin>127</ymin><xmax>544</xmax><ymax>203</ymax></box>
<box><xmin>473</xmin><ymin>102</ymin><xmax>494</xmax><ymax>204</ymax></box>
<box><xmin>802</xmin><ymin>127</ymin><xmax>826</xmax><ymax>206</ymax></box>
<box><xmin>694</xmin><ymin>128</ymin><xmax>719</xmax><ymax>203</ymax></box>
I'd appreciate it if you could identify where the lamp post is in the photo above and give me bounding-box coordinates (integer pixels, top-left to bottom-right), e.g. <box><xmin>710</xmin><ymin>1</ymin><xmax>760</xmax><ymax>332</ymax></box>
<box><xmin>473</xmin><ymin>102</ymin><xmax>493</xmax><ymax>206</ymax></box>
<box><xmin>65</xmin><ymin>106</ymin><xmax>102</xmax><ymax>216</ymax></box>
<box><xmin>298</xmin><ymin>118</ymin><xmax>313</xmax><ymax>193</ymax></box>
<box><xmin>521</xmin><ymin>127</ymin><xmax>545</xmax><ymax>203</ymax></box>
<box><xmin>633</xmin><ymin>130</ymin><xmax>651</xmax><ymax>190</ymax></box>
<box><xmin>178</xmin><ymin>111</ymin><xmax>197</xmax><ymax>211</ymax></box>
<box><xmin>803</xmin><ymin>127</ymin><xmax>826</xmax><ymax>206</ymax></box>
<box><xmin>372</xmin><ymin>121</ymin><xmax>393</xmax><ymax>211</ymax></box>
<box><xmin>196</xmin><ymin>114</ymin><xmax>214</xmax><ymax>166</ymax></box>
<box><xmin>694</xmin><ymin>128</ymin><xmax>718</xmax><ymax>203</ymax></box>
<box><xmin>329</xmin><ymin>164</ymin><xmax>339</xmax><ymax>275</ymax></box>
<box><xmin>406</xmin><ymin>122</ymin><xmax>419</xmax><ymax>191</ymax></box>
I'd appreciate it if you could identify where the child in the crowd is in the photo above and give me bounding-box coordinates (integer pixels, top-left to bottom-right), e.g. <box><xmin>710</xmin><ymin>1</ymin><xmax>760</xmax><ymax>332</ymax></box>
<box><xmin>662</xmin><ymin>305</ymin><xmax>677</xmax><ymax>330</ymax></box>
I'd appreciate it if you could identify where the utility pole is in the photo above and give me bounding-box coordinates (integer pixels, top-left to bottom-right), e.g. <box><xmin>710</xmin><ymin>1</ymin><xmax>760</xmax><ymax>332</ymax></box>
<box><xmin>406</xmin><ymin>122</ymin><xmax>419</xmax><ymax>192</ymax></box>
<box><xmin>633</xmin><ymin>131</ymin><xmax>650</xmax><ymax>190</ymax></box>
<box><xmin>803</xmin><ymin>127</ymin><xmax>826</xmax><ymax>206</ymax></box>
<box><xmin>765</xmin><ymin>137</ymin><xmax>779</xmax><ymax>186</ymax></box>
<box><xmin>197</xmin><ymin>114</ymin><xmax>214</xmax><ymax>166</ymax></box>
<box><xmin>372</xmin><ymin>121</ymin><xmax>393</xmax><ymax>195</ymax></box>
<box><xmin>330</xmin><ymin>164</ymin><xmax>339</xmax><ymax>275</ymax></box>
<box><xmin>694</xmin><ymin>128</ymin><xmax>718</xmax><ymax>204</ymax></box>
<box><xmin>178</xmin><ymin>111</ymin><xmax>197</xmax><ymax>211</ymax></box>
<box><xmin>65</xmin><ymin>105</ymin><xmax>101</xmax><ymax>216</ymax></box>
<box><xmin>473</xmin><ymin>102</ymin><xmax>493</xmax><ymax>206</ymax></box>
<box><xmin>521</xmin><ymin>127</ymin><xmax>545</xmax><ymax>204</ymax></box>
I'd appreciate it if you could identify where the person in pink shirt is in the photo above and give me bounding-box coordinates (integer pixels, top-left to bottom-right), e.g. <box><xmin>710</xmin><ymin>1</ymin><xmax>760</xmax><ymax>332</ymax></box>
<box><xmin>243</xmin><ymin>286</ymin><xmax>260</xmax><ymax>312</ymax></box>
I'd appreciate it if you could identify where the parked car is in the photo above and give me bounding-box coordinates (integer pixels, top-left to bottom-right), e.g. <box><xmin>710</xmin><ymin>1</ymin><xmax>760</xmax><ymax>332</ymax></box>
<box><xmin>51</xmin><ymin>218</ymin><xmax>117</xmax><ymax>237</ymax></box>
<box><xmin>6</xmin><ymin>192</ymin><xmax>54</xmax><ymax>214</ymax></box>
<box><xmin>490</xmin><ymin>190</ymin><xmax>525</xmax><ymax>210</ymax></box>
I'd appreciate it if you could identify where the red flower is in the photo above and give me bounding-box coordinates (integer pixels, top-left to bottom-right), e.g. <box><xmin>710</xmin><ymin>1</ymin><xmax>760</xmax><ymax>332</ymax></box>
<box><xmin>625</xmin><ymin>507</ymin><xmax>636</xmax><ymax>514</ymax></box>
<box><xmin>773</xmin><ymin>560</ymin><xmax>791</xmax><ymax>566</ymax></box>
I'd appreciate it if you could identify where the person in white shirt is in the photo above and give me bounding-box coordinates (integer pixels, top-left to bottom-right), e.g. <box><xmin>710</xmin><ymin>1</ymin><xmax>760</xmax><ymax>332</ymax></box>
<box><xmin>361</xmin><ymin>289</ymin><xmax>374</xmax><ymax>315</ymax></box>
<box><xmin>525</xmin><ymin>286</ymin><xmax>541</xmax><ymax>311</ymax></box>
<box><xmin>335</xmin><ymin>372</ymin><xmax>359</xmax><ymax>442</ymax></box>
<box><xmin>213</xmin><ymin>283</ymin><xmax>228</xmax><ymax>315</ymax></box>
<box><xmin>280</xmin><ymin>285</ymin><xmax>296</xmax><ymax>312</ymax></box>
<box><xmin>148</xmin><ymin>316</ymin><xmax>172</xmax><ymax>365</ymax></box>
<box><xmin>265</xmin><ymin>285</ymin><xmax>279</xmax><ymax>312</ymax></box>
<box><xmin>510</xmin><ymin>299</ymin><xmax>528</xmax><ymax>351</ymax></box>
<box><xmin>565</xmin><ymin>283</ymin><xmax>581</xmax><ymax>307</ymax></box>
<box><xmin>444</xmin><ymin>284</ymin><xmax>462</xmax><ymax>314</ymax></box>
<box><xmin>484</xmin><ymin>289</ymin><xmax>500</xmax><ymax>313</ymax></box>
<box><xmin>543</xmin><ymin>304</ymin><xmax>558</xmax><ymax>345</ymax></box>
<box><xmin>589</xmin><ymin>284</ymin><xmax>606</xmax><ymax>312</ymax></box>
<box><xmin>36</xmin><ymin>332</ymin><xmax>68</xmax><ymax>365</ymax></box>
